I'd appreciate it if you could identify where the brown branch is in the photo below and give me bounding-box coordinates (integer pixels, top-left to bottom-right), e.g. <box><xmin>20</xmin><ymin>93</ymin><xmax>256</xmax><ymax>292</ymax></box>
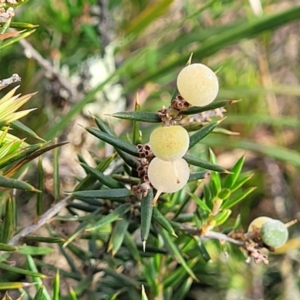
<box><xmin>19</xmin><ymin>39</ymin><xmax>78</xmax><ymax>100</ymax></box>
<box><xmin>174</xmin><ymin>223</ymin><xmax>245</xmax><ymax>246</ymax></box>
<box><xmin>7</xmin><ymin>195</ymin><xmax>73</xmax><ymax>248</ymax></box>
<box><xmin>203</xmin><ymin>230</ymin><xmax>244</xmax><ymax>246</ymax></box>
<box><xmin>0</xmin><ymin>74</ymin><xmax>21</xmax><ymax>89</ymax></box>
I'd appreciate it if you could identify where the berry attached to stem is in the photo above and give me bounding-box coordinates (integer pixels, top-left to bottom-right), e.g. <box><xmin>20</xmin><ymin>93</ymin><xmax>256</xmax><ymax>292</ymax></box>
<box><xmin>149</xmin><ymin>125</ymin><xmax>189</xmax><ymax>161</ymax></box>
<box><xmin>177</xmin><ymin>63</ymin><xmax>219</xmax><ymax>107</ymax></box>
<box><xmin>148</xmin><ymin>157</ymin><xmax>190</xmax><ymax>205</ymax></box>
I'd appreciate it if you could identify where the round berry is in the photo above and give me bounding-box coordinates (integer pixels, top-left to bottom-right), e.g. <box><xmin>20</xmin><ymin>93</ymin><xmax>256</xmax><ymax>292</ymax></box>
<box><xmin>247</xmin><ymin>216</ymin><xmax>273</xmax><ymax>233</ymax></box>
<box><xmin>148</xmin><ymin>157</ymin><xmax>189</xmax><ymax>193</ymax></box>
<box><xmin>177</xmin><ymin>63</ymin><xmax>219</xmax><ymax>106</ymax></box>
<box><xmin>149</xmin><ymin>125</ymin><xmax>189</xmax><ymax>161</ymax></box>
<box><xmin>261</xmin><ymin>219</ymin><xmax>288</xmax><ymax>248</ymax></box>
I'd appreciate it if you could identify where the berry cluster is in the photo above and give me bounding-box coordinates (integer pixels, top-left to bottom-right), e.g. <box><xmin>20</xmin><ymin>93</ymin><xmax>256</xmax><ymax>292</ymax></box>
<box><xmin>142</xmin><ymin>124</ymin><xmax>190</xmax><ymax>205</ymax></box>
<box><xmin>136</xmin><ymin>63</ymin><xmax>219</xmax><ymax>205</ymax></box>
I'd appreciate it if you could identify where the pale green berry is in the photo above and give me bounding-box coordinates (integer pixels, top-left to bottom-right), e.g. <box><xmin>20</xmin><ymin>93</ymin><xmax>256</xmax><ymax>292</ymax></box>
<box><xmin>149</xmin><ymin>125</ymin><xmax>189</xmax><ymax>161</ymax></box>
<box><xmin>247</xmin><ymin>216</ymin><xmax>273</xmax><ymax>233</ymax></box>
<box><xmin>261</xmin><ymin>219</ymin><xmax>288</xmax><ymax>248</ymax></box>
<box><xmin>177</xmin><ymin>63</ymin><xmax>219</xmax><ymax>106</ymax></box>
<box><xmin>148</xmin><ymin>157</ymin><xmax>189</xmax><ymax>193</ymax></box>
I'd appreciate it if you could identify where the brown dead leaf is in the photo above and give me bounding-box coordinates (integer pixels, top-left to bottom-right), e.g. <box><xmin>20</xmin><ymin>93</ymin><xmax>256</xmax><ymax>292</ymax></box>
<box><xmin>0</xmin><ymin>30</ymin><xmax>23</xmax><ymax>41</ymax></box>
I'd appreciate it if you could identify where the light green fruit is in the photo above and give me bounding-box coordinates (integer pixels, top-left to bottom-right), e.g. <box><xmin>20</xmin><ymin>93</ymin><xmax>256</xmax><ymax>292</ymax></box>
<box><xmin>148</xmin><ymin>157</ymin><xmax>190</xmax><ymax>193</ymax></box>
<box><xmin>261</xmin><ymin>219</ymin><xmax>288</xmax><ymax>248</ymax></box>
<box><xmin>247</xmin><ymin>216</ymin><xmax>273</xmax><ymax>232</ymax></box>
<box><xmin>176</xmin><ymin>63</ymin><xmax>219</xmax><ymax>107</ymax></box>
<box><xmin>149</xmin><ymin>125</ymin><xmax>189</xmax><ymax>161</ymax></box>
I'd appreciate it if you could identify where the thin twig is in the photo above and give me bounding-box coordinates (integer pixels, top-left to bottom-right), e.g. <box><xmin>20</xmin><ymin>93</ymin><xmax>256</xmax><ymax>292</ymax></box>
<box><xmin>0</xmin><ymin>74</ymin><xmax>21</xmax><ymax>89</ymax></box>
<box><xmin>7</xmin><ymin>195</ymin><xmax>73</xmax><ymax>247</ymax></box>
<box><xmin>19</xmin><ymin>39</ymin><xmax>78</xmax><ymax>100</ymax></box>
<box><xmin>174</xmin><ymin>223</ymin><xmax>245</xmax><ymax>246</ymax></box>
<box><xmin>203</xmin><ymin>231</ymin><xmax>244</xmax><ymax>246</ymax></box>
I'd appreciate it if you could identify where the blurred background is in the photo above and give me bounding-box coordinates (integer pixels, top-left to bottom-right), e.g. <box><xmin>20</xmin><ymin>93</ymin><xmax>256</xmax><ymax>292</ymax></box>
<box><xmin>1</xmin><ymin>0</ymin><xmax>300</xmax><ymax>299</ymax></box>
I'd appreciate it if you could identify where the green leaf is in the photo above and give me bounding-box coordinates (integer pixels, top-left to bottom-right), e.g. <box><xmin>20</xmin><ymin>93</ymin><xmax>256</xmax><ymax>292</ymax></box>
<box><xmin>172</xmin><ymin>277</ymin><xmax>193</xmax><ymax>300</ymax></box>
<box><xmin>230</xmin><ymin>173</ymin><xmax>253</xmax><ymax>193</ymax></box>
<box><xmin>0</xmin><ymin>262</ymin><xmax>46</xmax><ymax>278</ymax></box>
<box><xmin>188</xmin><ymin>171</ymin><xmax>210</xmax><ymax>182</ymax></box>
<box><xmin>104</xmin><ymin>267</ymin><xmax>141</xmax><ymax>288</ymax></box>
<box><xmin>80</xmin><ymin>162</ymin><xmax>121</xmax><ymax>189</ymax></box>
<box><xmin>112</xmin><ymin>111</ymin><xmax>161</xmax><ymax>123</ymax></box>
<box><xmin>72</xmin><ymin>188</ymin><xmax>131</xmax><ymax>200</ymax></box>
<box><xmin>184</xmin><ymin>154</ymin><xmax>226</xmax><ymax>172</ymax></box>
<box><xmin>0</xmin><ymin>243</ymin><xmax>17</xmax><ymax>251</ymax></box>
<box><xmin>0</xmin><ymin>29</ymin><xmax>36</xmax><ymax>49</ymax></box>
<box><xmin>0</xmin><ymin>282</ymin><xmax>34</xmax><ymax>290</ymax></box>
<box><xmin>188</xmin><ymin>193</ymin><xmax>211</xmax><ymax>213</ymax></box>
<box><xmin>26</xmin><ymin>255</ymin><xmax>51</xmax><ymax>300</ymax></box>
<box><xmin>86</xmin><ymin>127</ymin><xmax>139</xmax><ymax>156</ymax></box>
<box><xmin>0</xmin><ymin>143</ymin><xmax>41</xmax><ymax>169</ymax></box>
<box><xmin>53</xmin><ymin>270</ymin><xmax>60</xmax><ymax>300</ymax></box>
<box><xmin>125</xmin><ymin>6</ymin><xmax>300</xmax><ymax>92</ymax></box>
<box><xmin>204</xmin><ymin>137</ymin><xmax>300</xmax><ymax>168</ymax></box>
<box><xmin>125</xmin><ymin>0</ymin><xmax>173</xmax><ymax>35</ymax></box>
<box><xmin>189</xmin><ymin>120</ymin><xmax>221</xmax><ymax>149</ymax></box>
<box><xmin>17</xmin><ymin>245</ymin><xmax>53</xmax><ymax>256</ymax></box>
<box><xmin>140</xmin><ymin>189</ymin><xmax>154</xmax><ymax>250</ymax></box>
<box><xmin>93</xmin><ymin>117</ymin><xmax>139</xmax><ymax>167</ymax></box>
<box><xmin>107</xmin><ymin>215</ymin><xmax>129</xmax><ymax>256</ymax></box>
<box><xmin>196</xmin><ymin>238</ymin><xmax>211</xmax><ymax>262</ymax></box>
<box><xmin>0</xmin><ymin>198</ymin><xmax>14</xmax><ymax>243</ymax></box>
<box><xmin>94</xmin><ymin>116</ymin><xmax>114</xmax><ymax>135</ymax></box>
<box><xmin>132</xmin><ymin>100</ymin><xmax>143</xmax><ymax>145</ymax></box>
<box><xmin>87</xmin><ymin>203</ymin><xmax>132</xmax><ymax>231</ymax></box>
<box><xmin>153</xmin><ymin>207</ymin><xmax>177</xmax><ymax>237</ymax></box>
<box><xmin>226</xmin><ymin>113</ymin><xmax>300</xmax><ymax>127</ymax></box>
<box><xmin>36</xmin><ymin>157</ymin><xmax>44</xmax><ymax>216</ymax></box>
<box><xmin>53</xmin><ymin>140</ymin><xmax>60</xmax><ymax>201</ymax></box>
<box><xmin>217</xmin><ymin>188</ymin><xmax>231</xmax><ymax>201</ymax></box>
<box><xmin>34</xmin><ymin>251</ymin><xmax>81</xmax><ymax>281</ymax></box>
<box><xmin>116</xmin><ymin>149</ymin><xmax>140</xmax><ymax>169</ymax></box>
<box><xmin>158</xmin><ymin>227</ymin><xmax>197</xmax><ymax>281</ymax></box>
<box><xmin>63</xmin><ymin>208</ymin><xmax>102</xmax><ymax>247</ymax></box>
<box><xmin>0</xmin><ymin>175</ymin><xmax>40</xmax><ymax>192</ymax></box>
<box><xmin>12</xmin><ymin>120</ymin><xmax>45</xmax><ymax>141</ymax></box>
<box><xmin>223</xmin><ymin>156</ymin><xmax>245</xmax><ymax>189</ymax></box>
<box><xmin>69</xmin><ymin>287</ymin><xmax>78</xmax><ymax>300</ymax></box>
<box><xmin>163</xmin><ymin>258</ymin><xmax>198</xmax><ymax>289</ymax></box>
<box><xmin>24</xmin><ymin>236</ymin><xmax>65</xmax><ymax>244</ymax></box>
<box><xmin>233</xmin><ymin>214</ymin><xmax>242</xmax><ymax>231</ymax></box>
<box><xmin>33</xmin><ymin>286</ymin><xmax>46</xmax><ymax>300</ymax></box>
<box><xmin>0</xmin><ymin>21</ymin><xmax>38</xmax><ymax>29</ymax></box>
<box><xmin>123</xmin><ymin>232</ymin><xmax>141</xmax><ymax>263</ymax></box>
<box><xmin>210</xmin><ymin>171</ymin><xmax>221</xmax><ymax>196</ymax></box>
<box><xmin>68</xmin><ymin>242</ymin><xmax>95</xmax><ymax>260</ymax></box>
<box><xmin>74</xmin><ymin>154</ymin><xmax>116</xmax><ymax>191</ymax></box>
<box><xmin>4</xmin><ymin>141</ymin><xmax>68</xmax><ymax>178</ymax></box>
<box><xmin>213</xmin><ymin>209</ymin><xmax>232</xmax><ymax>226</ymax></box>
<box><xmin>221</xmin><ymin>187</ymin><xmax>256</xmax><ymax>209</ymax></box>
<box><xmin>141</xmin><ymin>285</ymin><xmax>149</xmax><ymax>300</ymax></box>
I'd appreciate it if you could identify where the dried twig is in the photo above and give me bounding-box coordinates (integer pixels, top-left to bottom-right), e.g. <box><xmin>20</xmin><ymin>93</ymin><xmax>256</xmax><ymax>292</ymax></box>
<box><xmin>7</xmin><ymin>195</ymin><xmax>73</xmax><ymax>248</ymax></box>
<box><xmin>203</xmin><ymin>230</ymin><xmax>244</xmax><ymax>246</ymax></box>
<box><xmin>177</xmin><ymin>223</ymin><xmax>245</xmax><ymax>246</ymax></box>
<box><xmin>19</xmin><ymin>39</ymin><xmax>78</xmax><ymax>100</ymax></box>
<box><xmin>0</xmin><ymin>74</ymin><xmax>21</xmax><ymax>89</ymax></box>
